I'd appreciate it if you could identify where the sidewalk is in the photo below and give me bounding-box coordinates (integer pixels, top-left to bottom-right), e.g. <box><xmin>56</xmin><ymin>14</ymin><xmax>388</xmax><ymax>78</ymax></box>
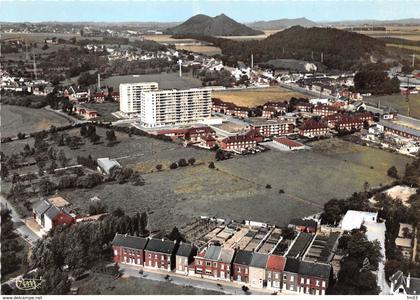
<box><xmin>119</xmin><ymin>264</ymin><xmax>276</xmax><ymax>295</ymax></box>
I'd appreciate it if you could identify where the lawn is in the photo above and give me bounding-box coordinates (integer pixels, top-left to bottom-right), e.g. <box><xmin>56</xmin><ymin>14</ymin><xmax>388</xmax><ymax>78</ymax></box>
<box><xmin>74</xmin><ymin>272</ymin><xmax>222</xmax><ymax>295</ymax></box>
<box><xmin>364</xmin><ymin>93</ymin><xmax>420</xmax><ymax>120</ymax></box>
<box><xmin>1</xmin><ymin>105</ymin><xmax>72</xmax><ymax>137</ymax></box>
<box><xmin>212</xmin><ymin>87</ymin><xmax>307</xmax><ymax>107</ymax></box>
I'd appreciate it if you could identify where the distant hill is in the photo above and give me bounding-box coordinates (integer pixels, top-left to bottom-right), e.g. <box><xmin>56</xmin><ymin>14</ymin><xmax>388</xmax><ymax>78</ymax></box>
<box><xmin>175</xmin><ymin>26</ymin><xmax>387</xmax><ymax>70</ymax></box>
<box><xmin>248</xmin><ymin>18</ymin><xmax>318</xmax><ymax>30</ymax></box>
<box><xmin>322</xmin><ymin>18</ymin><xmax>420</xmax><ymax>26</ymax></box>
<box><xmin>166</xmin><ymin>14</ymin><xmax>263</xmax><ymax>36</ymax></box>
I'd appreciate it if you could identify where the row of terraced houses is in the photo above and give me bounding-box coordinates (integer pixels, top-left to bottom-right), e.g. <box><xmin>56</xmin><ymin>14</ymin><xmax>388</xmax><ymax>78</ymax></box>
<box><xmin>111</xmin><ymin>233</ymin><xmax>331</xmax><ymax>295</ymax></box>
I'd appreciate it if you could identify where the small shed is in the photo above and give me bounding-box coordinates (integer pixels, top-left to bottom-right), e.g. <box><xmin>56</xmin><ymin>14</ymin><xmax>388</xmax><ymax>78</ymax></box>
<box><xmin>97</xmin><ymin>158</ymin><xmax>121</xmax><ymax>175</ymax></box>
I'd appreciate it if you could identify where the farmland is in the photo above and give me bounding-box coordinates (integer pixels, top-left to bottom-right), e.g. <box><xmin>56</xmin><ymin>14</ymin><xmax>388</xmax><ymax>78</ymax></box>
<box><xmin>342</xmin><ymin>26</ymin><xmax>420</xmax><ymax>41</ymax></box>
<box><xmin>364</xmin><ymin>93</ymin><xmax>420</xmax><ymax>120</ymax></box>
<box><xmin>212</xmin><ymin>87</ymin><xmax>308</xmax><ymax>107</ymax></box>
<box><xmin>1</xmin><ymin>105</ymin><xmax>72</xmax><ymax>137</ymax></box>
<box><xmin>175</xmin><ymin>44</ymin><xmax>222</xmax><ymax>56</ymax></box>
<box><xmin>386</xmin><ymin>43</ymin><xmax>420</xmax><ymax>54</ymax></box>
<box><xmin>101</xmin><ymin>72</ymin><xmax>202</xmax><ymax>90</ymax></box>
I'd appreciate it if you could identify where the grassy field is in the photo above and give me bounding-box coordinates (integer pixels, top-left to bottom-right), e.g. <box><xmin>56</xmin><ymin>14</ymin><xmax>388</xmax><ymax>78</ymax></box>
<box><xmin>213</xmin><ymin>87</ymin><xmax>307</xmax><ymax>107</ymax></box>
<box><xmin>175</xmin><ymin>44</ymin><xmax>222</xmax><ymax>56</ymax></box>
<box><xmin>101</xmin><ymin>72</ymin><xmax>202</xmax><ymax>90</ymax></box>
<box><xmin>74</xmin><ymin>272</ymin><xmax>222</xmax><ymax>295</ymax></box>
<box><xmin>1</xmin><ymin>105</ymin><xmax>72</xmax><ymax>137</ymax></box>
<box><xmin>386</xmin><ymin>43</ymin><xmax>420</xmax><ymax>54</ymax></box>
<box><xmin>339</xmin><ymin>26</ymin><xmax>420</xmax><ymax>41</ymax></box>
<box><xmin>365</xmin><ymin>93</ymin><xmax>420</xmax><ymax>120</ymax></box>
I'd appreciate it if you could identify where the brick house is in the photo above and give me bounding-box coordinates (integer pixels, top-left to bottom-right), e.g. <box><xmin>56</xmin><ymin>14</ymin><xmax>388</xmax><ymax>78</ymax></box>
<box><xmin>313</xmin><ymin>105</ymin><xmax>338</xmax><ymax>117</ymax></box>
<box><xmin>297</xmin><ymin>261</ymin><xmax>331</xmax><ymax>295</ymax></box>
<box><xmin>212</xmin><ymin>98</ymin><xmax>228</xmax><ymax>113</ymax></box>
<box><xmin>294</xmin><ymin>102</ymin><xmax>312</xmax><ymax>113</ymax></box>
<box><xmin>33</xmin><ymin>199</ymin><xmax>75</xmax><ymax>232</ymax></box>
<box><xmin>249</xmin><ymin>119</ymin><xmax>294</xmax><ymax>137</ymax></box>
<box><xmin>262</xmin><ymin>107</ymin><xmax>278</xmax><ymax>119</ymax></box>
<box><xmin>73</xmin><ymin>105</ymin><xmax>98</xmax><ymax>120</ymax></box>
<box><xmin>262</xmin><ymin>101</ymin><xmax>287</xmax><ymax>118</ymax></box>
<box><xmin>175</xmin><ymin>242</ymin><xmax>197</xmax><ymax>275</ymax></box>
<box><xmin>266</xmin><ymin>255</ymin><xmax>286</xmax><ymax>291</ymax></box>
<box><xmin>144</xmin><ymin>238</ymin><xmax>178</xmax><ymax>271</ymax></box>
<box><xmin>322</xmin><ymin>114</ymin><xmax>341</xmax><ymax>128</ymax></box>
<box><xmin>110</xmin><ymin>91</ymin><xmax>120</xmax><ymax>102</ymax></box>
<box><xmin>198</xmin><ymin>135</ymin><xmax>217</xmax><ymax>149</ymax></box>
<box><xmin>226</xmin><ymin>105</ymin><xmax>249</xmax><ymax>118</ymax></box>
<box><xmin>354</xmin><ymin>111</ymin><xmax>374</xmax><ymax>124</ymax></box>
<box><xmin>232</xmin><ymin>250</ymin><xmax>253</xmax><ymax>283</ymax></box>
<box><xmin>194</xmin><ymin>245</ymin><xmax>235</xmax><ymax>280</ymax></box>
<box><xmin>220</xmin><ymin>130</ymin><xmax>263</xmax><ymax>151</ymax></box>
<box><xmin>299</xmin><ymin>120</ymin><xmax>329</xmax><ymax>137</ymax></box>
<box><xmin>111</xmin><ymin>233</ymin><xmax>149</xmax><ymax>266</ymax></box>
<box><xmin>335</xmin><ymin>116</ymin><xmax>363</xmax><ymax>131</ymax></box>
<box><xmin>288</xmin><ymin>219</ymin><xmax>318</xmax><ymax>233</ymax></box>
<box><xmin>283</xmin><ymin>257</ymin><xmax>300</xmax><ymax>293</ymax></box>
<box><xmin>249</xmin><ymin>253</ymin><xmax>269</xmax><ymax>288</ymax></box>
<box><xmin>94</xmin><ymin>92</ymin><xmax>106</xmax><ymax>103</ymax></box>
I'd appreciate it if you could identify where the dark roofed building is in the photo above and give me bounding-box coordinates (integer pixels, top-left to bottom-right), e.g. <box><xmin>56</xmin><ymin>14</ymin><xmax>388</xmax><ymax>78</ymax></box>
<box><xmin>249</xmin><ymin>253</ymin><xmax>269</xmax><ymax>288</ymax></box>
<box><xmin>144</xmin><ymin>238</ymin><xmax>178</xmax><ymax>271</ymax></box>
<box><xmin>112</xmin><ymin>233</ymin><xmax>149</xmax><ymax>266</ymax></box>
<box><xmin>283</xmin><ymin>258</ymin><xmax>300</xmax><ymax>293</ymax></box>
<box><xmin>175</xmin><ymin>243</ymin><xmax>197</xmax><ymax>275</ymax></box>
<box><xmin>297</xmin><ymin>260</ymin><xmax>331</xmax><ymax>295</ymax></box>
<box><xmin>390</xmin><ymin>271</ymin><xmax>420</xmax><ymax>295</ymax></box>
<box><xmin>33</xmin><ymin>199</ymin><xmax>75</xmax><ymax>232</ymax></box>
<box><xmin>232</xmin><ymin>250</ymin><xmax>253</xmax><ymax>283</ymax></box>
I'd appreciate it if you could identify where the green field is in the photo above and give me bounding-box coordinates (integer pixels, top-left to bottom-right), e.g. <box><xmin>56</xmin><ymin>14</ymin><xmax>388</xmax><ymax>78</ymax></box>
<box><xmin>101</xmin><ymin>72</ymin><xmax>202</xmax><ymax>90</ymax></box>
<box><xmin>365</xmin><ymin>93</ymin><xmax>420</xmax><ymax>120</ymax></box>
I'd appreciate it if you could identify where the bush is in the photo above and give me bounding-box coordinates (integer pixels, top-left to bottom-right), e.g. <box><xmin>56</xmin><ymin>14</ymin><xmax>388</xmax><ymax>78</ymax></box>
<box><xmin>208</xmin><ymin>162</ymin><xmax>215</xmax><ymax>169</ymax></box>
<box><xmin>178</xmin><ymin>158</ymin><xmax>188</xmax><ymax>167</ymax></box>
<box><xmin>188</xmin><ymin>158</ymin><xmax>196</xmax><ymax>165</ymax></box>
<box><xmin>156</xmin><ymin>164</ymin><xmax>163</xmax><ymax>171</ymax></box>
<box><xmin>266</xmin><ymin>184</ymin><xmax>272</xmax><ymax>189</ymax></box>
<box><xmin>169</xmin><ymin>162</ymin><xmax>178</xmax><ymax>170</ymax></box>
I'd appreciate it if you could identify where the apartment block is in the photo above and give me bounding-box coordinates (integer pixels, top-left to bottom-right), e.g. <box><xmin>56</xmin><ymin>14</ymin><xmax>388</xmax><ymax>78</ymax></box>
<box><xmin>140</xmin><ymin>88</ymin><xmax>212</xmax><ymax>127</ymax></box>
<box><xmin>119</xmin><ymin>82</ymin><xmax>159</xmax><ymax>115</ymax></box>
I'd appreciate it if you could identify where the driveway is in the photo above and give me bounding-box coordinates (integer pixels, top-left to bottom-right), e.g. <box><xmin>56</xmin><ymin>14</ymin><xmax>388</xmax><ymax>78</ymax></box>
<box><xmin>1</xmin><ymin>195</ymin><xmax>40</xmax><ymax>245</ymax></box>
<box><xmin>365</xmin><ymin>221</ymin><xmax>390</xmax><ymax>295</ymax></box>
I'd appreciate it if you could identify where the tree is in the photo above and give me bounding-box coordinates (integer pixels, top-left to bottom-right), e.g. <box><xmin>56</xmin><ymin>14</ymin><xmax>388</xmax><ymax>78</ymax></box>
<box><xmin>166</xmin><ymin>227</ymin><xmax>186</xmax><ymax>242</ymax></box>
<box><xmin>17</xmin><ymin>132</ymin><xmax>26</xmax><ymax>139</ymax></box>
<box><xmin>57</xmin><ymin>149</ymin><xmax>68</xmax><ymax>167</ymax></box>
<box><xmin>1</xmin><ymin>163</ymin><xmax>8</xmax><ymax>179</ymax></box>
<box><xmin>80</xmin><ymin>125</ymin><xmax>87</xmax><ymax>137</ymax></box>
<box><xmin>178</xmin><ymin>158</ymin><xmax>188</xmax><ymax>167</ymax></box>
<box><xmin>215</xmin><ymin>149</ymin><xmax>226</xmax><ymax>161</ymax></box>
<box><xmin>208</xmin><ymin>162</ymin><xmax>215</xmax><ymax>169</ymax></box>
<box><xmin>88</xmin><ymin>201</ymin><xmax>108</xmax><ymax>215</ymax></box>
<box><xmin>38</xmin><ymin>178</ymin><xmax>56</xmax><ymax>196</ymax></box>
<box><xmin>169</xmin><ymin>162</ymin><xmax>178</xmax><ymax>169</ymax></box>
<box><xmin>42</xmin><ymin>44</ymin><xmax>49</xmax><ymax>50</ymax></box>
<box><xmin>48</xmin><ymin>160</ymin><xmax>58</xmax><ymax>174</ymax></box>
<box><xmin>156</xmin><ymin>164</ymin><xmax>163</xmax><ymax>171</ymax></box>
<box><xmin>188</xmin><ymin>158</ymin><xmax>196</xmax><ymax>166</ymax></box>
<box><xmin>90</xmin><ymin>134</ymin><xmax>101</xmax><ymax>144</ymax></box>
<box><xmin>387</xmin><ymin>166</ymin><xmax>399</xmax><ymax>179</ymax></box>
<box><xmin>106</xmin><ymin>129</ymin><xmax>117</xmax><ymax>146</ymax></box>
<box><xmin>139</xmin><ymin>212</ymin><xmax>149</xmax><ymax>237</ymax></box>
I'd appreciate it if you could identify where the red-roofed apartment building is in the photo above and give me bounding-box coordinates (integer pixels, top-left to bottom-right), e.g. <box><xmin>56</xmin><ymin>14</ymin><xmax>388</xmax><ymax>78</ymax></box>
<box><xmin>299</xmin><ymin>120</ymin><xmax>329</xmax><ymax>137</ymax></box>
<box><xmin>220</xmin><ymin>130</ymin><xmax>263</xmax><ymax>151</ymax></box>
<box><xmin>273</xmin><ymin>138</ymin><xmax>305</xmax><ymax>151</ymax></box>
<box><xmin>313</xmin><ymin>105</ymin><xmax>338</xmax><ymax>117</ymax></box>
<box><xmin>249</xmin><ymin>119</ymin><xmax>294</xmax><ymax>137</ymax></box>
<box><xmin>266</xmin><ymin>255</ymin><xmax>286</xmax><ymax>291</ymax></box>
<box><xmin>262</xmin><ymin>101</ymin><xmax>288</xmax><ymax>118</ymax></box>
<box><xmin>335</xmin><ymin>117</ymin><xmax>363</xmax><ymax>131</ymax></box>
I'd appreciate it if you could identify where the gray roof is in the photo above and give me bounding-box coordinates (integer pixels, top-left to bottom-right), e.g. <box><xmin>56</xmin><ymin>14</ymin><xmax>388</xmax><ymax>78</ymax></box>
<box><xmin>379</xmin><ymin>120</ymin><xmax>420</xmax><ymax>138</ymax></box>
<box><xmin>204</xmin><ymin>245</ymin><xmax>222</xmax><ymax>261</ymax></box>
<box><xmin>233</xmin><ymin>250</ymin><xmax>253</xmax><ymax>266</ymax></box>
<box><xmin>176</xmin><ymin>243</ymin><xmax>196</xmax><ymax>257</ymax></box>
<box><xmin>219</xmin><ymin>248</ymin><xmax>235</xmax><ymax>264</ymax></box>
<box><xmin>145</xmin><ymin>238</ymin><xmax>177</xmax><ymax>254</ymax></box>
<box><xmin>97</xmin><ymin>157</ymin><xmax>121</xmax><ymax>172</ymax></box>
<box><xmin>44</xmin><ymin>205</ymin><xmax>61</xmax><ymax>220</ymax></box>
<box><xmin>111</xmin><ymin>233</ymin><xmax>148</xmax><ymax>250</ymax></box>
<box><xmin>289</xmin><ymin>218</ymin><xmax>317</xmax><ymax>229</ymax></box>
<box><xmin>284</xmin><ymin>257</ymin><xmax>300</xmax><ymax>273</ymax></box>
<box><xmin>250</xmin><ymin>252</ymin><xmax>268</xmax><ymax>268</ymax></box>
<box><xmin>33</xmin><ymin>199</ymin><xmax>51</xmax><ymax>215</ymax></box>
<box><xmin>298</xmin><ymin>260</ymin><xmax>331</xmax><ymax>280</ymax></box>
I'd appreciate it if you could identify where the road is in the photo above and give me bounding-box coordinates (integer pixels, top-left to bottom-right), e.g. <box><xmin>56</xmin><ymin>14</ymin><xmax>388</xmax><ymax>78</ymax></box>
<box><xmin>119</xmin><ymin>265</ymin><xmax>275</xmax><ymax>295</ymax></box>
<box><xmin>44</xmin><ymin>106</ymin><xmax>87</xmax><ymax>125</ymax></box>
<box><xmin>0</xmin><ymin>195</ymin><xmax>40</xmax><ymax>245</ymax></box>
<box><xmin>365</xmin><ymin>221</ymin><xmax>390</xmax><ymax>295</ymax></box>
<box><xmin>365</xmin><ymin>104</ymin><xmax>420</xmax><ymax>129</ymax></box>
<box><xmin>279</xmin><ymin>82</ymin><xmax>335</xmax><ymax>100</ymax></box>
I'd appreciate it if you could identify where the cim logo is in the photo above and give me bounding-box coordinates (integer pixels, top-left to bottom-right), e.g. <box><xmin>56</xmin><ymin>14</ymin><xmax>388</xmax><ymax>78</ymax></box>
<box><xmin>15</xmin><ymin>278</ymin><xmax>44</xmax><ymax>291</ymax></box>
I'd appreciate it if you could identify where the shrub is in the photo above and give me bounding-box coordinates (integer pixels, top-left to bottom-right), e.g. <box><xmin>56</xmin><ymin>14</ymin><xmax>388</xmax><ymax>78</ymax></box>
<box><xmin>169</xmin><ymin>162</ymin><xmax>178</xmax><ymax>170</ymax></box>
<box><xmin>208</xmin><ymin>162</ymin><xmax>215</xmax><ymax>169</ymax></box>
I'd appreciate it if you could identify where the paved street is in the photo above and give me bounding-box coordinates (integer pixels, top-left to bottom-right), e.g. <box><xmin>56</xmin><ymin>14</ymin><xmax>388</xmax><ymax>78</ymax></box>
<box><xmin>1</xmin><ymin>195</ymin><xmax>40</xmax><ymax>245</ymax></box>
<box><xmin>120</xmin><ymin>265</ymin><xmax>275</xmax><ymax>295</ymax></box>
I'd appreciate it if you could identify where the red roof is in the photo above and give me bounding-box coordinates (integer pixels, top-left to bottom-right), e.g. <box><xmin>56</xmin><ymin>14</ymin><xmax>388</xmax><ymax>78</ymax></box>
<box><xmin>274</xmin><ymin>137</ymin><xmax>304</xmax><ymax>148</ymax></box>
<box><xmin>336</xmin><ymin>116</ymin><xmax>363</xmax><ymax>125</ymax></box>
<box><xmin>300</xmin><ymin>119</ymin><xmax>328</xmax><ymax>130</ymax></box>
<box><xmin>266</xmin><ymin>255</ymin><xmax>286</xmax><ymax>272</ymax></box>
<box><xmin>264</xmin><ymin>101</ymin><xmax>288</xmax><ymax>108</ymax></box>
<box><xmin>222</xmin><ymin>130</ymin><xmax>262</xmax><ymax>144</ymax></box>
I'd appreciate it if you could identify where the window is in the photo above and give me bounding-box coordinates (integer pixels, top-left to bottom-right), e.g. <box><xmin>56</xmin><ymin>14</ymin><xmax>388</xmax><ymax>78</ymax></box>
<box><xmin>283</xmin><ymin>275</ymin><xmax>287</xmax><ymax>280</ymax></box>
<box><xmin>213</xmin><ymin>262</ymin><xmax>217</xmax><ymax>267</ymax></box>
<box><xmin>316</xmin><ymin>280</ymin><xmax>319</xmax><ymax>286</ymax></box>
<box><xmin>307</xmin><ymin>278</ymin><xmax>310</xmax><ymax>284</ymax></box>
<box><xmin>275</xmin><ymin>273</ymin><xmax>279</xmax><ymax>279</ymax></box>
<box><xmin>114</xmin><ymin>250</ymin><xmax>118</xmax><ymax>256</ymax></box>
<box><xmin>206</xmin><ymin>261</ymin><xmax>211</xmax><ymax>267</ymax></box>
<box><xmin>290</xmin><ymin>275</ymin><xmax>294</xmax><ymax>281</ymax></box>
<box><xmin>268</xmin><ymin>272</ymin><xmax>271</xmax><ymax>278</ymax></box>
<box><xmin>301</xmin><ymin>278</ymin><xmax>305</xmax><ymax>284</ymax></box>
<box><xmin>322</xmin><ymin>281</ymin><xmax>326</xmax><ymax>288</ymax></box>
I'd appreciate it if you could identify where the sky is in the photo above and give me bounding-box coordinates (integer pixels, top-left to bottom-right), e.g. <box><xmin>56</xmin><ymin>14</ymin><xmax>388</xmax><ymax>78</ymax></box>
<box><xmin>0</xmin><ymin>0</ymin><xmax>419</xmax><ymax>23</ymax></box>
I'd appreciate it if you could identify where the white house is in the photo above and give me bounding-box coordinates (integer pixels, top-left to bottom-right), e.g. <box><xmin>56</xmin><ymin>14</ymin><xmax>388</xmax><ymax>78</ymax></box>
<box><xmin>341</xmin><ymin>210</ymin><xmax>378</xmax><ymax>231</ymax></box>
<box><xmin>390</xmin><ymin>271</ymin><xmax>420</xmax><ymax>295</ymax></box>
